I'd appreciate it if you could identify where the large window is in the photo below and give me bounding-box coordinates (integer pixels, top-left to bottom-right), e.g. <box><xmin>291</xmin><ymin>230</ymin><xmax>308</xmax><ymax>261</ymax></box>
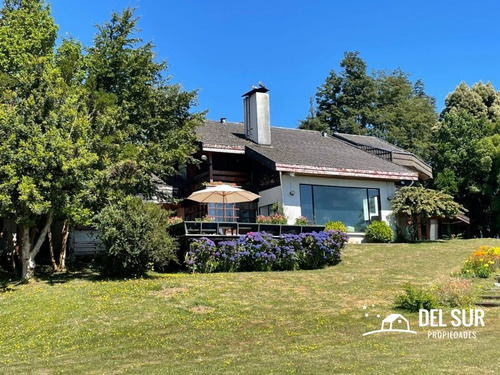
<box><xmin>207</xmin><ymin>202</ymin><xmax>257</xmax><ymax>222</ymax></box>
<box><xmin>300</xmin><ymin>184</ymin><xmax>380</xmax><ymax>232</ymax></box>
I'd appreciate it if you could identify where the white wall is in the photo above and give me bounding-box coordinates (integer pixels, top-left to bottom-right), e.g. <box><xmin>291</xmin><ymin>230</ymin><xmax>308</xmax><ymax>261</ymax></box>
<box><xmin>257</xmin><ymin>186</ymin><xmax>282</xmax><ymax>213</ymax></box>
<box><xmin>280</xmin><ymin>174</ymin><xmax>396</xmax><ymax>232</ymax></box>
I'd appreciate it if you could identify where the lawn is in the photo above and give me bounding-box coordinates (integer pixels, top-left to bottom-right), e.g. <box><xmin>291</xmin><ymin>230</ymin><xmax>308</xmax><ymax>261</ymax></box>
<box><xmin>1</xmin><ymin>239</ymin><xmax>500</xmax><ymax>374</ymax></box>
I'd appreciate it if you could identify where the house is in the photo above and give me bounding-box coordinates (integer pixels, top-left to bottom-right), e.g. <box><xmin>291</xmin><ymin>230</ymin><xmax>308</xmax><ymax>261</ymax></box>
<box><xmin>179</xmin><ymin>86</ymin><xmax>433</xmax><ymax>243</ymax></box>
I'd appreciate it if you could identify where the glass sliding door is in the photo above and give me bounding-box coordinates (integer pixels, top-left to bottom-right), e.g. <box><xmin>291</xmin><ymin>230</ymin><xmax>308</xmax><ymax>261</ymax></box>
<box><xmin>299</xmin><ymin>184</ymin><xmax>381</xmax><ymax>232</ymax></box>
<box><xmin>299</xmin><ymin>185</ymin><xmax>314</xmax><ymax>223</ymax></box>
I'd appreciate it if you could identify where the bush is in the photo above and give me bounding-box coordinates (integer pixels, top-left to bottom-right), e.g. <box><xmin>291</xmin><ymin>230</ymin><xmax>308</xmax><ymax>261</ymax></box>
<box><xmin>294</xmin><ymin>216</ymin><xmax>309</xmax><ymax>225</ymax></box>
<box><xmin>461</xmin><ymin>245</ymin><xmax>500</xmax><ymax>278</ymax></box>
<box><xmin>394</xmin><ymin>283</ymin><xmax>438</xmax><ymax>312</ymax></box>
<box><xmin>277</xmin><ymin>233</ymin><xmax>303</xmax><ymax>271</ymax></box>
<box><xmin>95</xmin><ymin>197</ymin><xmax>177</xmax><ymax>277</ymax></box>
<box><xmin>236</xmin><ymin>232</ymin><xmax>276</xmax><ymax>271</ymax></box>
<box><xmin>186</xmin><ymin>238</ymin><xmax>217</xmax><ymax>273</ymax></box>
<box><xmin>256</xmin><ymin>213</ymin><xmax>288</xmax><ymax>224</ymax></box>
<box><xmin>185</xmin><ymin>230</ymin><xmax>348</xmax><ymax>273</ymax></box>
<box><xmin>436</xmin><ymin>278</ymin><xmax>476</xmax><ymax>307</ymax></box>
<box><xmin>299</xmin><ymin>230</ymin><xmax>344</xmax><ymax>269</ymax></box>
<box><xmin>365</xmin><ymin>221</ymin><xmax>393</xmax><ymax>243</ymax></box>
<box><xmin>166</xmin><ymin>216</ymin><xmax>183</xmax><ymax>226</ymax></box>
<box><xmin>270</xmin><ymin>213</ymin><xmax>287</xmax><ymax>224</ymax></box>
<box><xmin>195</xmin><ymin>215</ymin><xmax>214</xmax><ymax>222</ymax></box>
<box><xmin>256</xmin><ymin>215</ymin><xmax>273</xmax><ymax>224</ymax></box>
<box><xmin>324</xmin><ymin>221</ymin><xmax>347</xmax><ymax>233</ymax></box>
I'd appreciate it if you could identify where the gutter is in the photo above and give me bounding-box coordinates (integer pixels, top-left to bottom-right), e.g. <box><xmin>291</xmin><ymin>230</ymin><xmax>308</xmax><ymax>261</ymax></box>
<box><xmin>275</xmin><ymin>163</ymin><xmax>419</xmax><ymax>181</ymax></box>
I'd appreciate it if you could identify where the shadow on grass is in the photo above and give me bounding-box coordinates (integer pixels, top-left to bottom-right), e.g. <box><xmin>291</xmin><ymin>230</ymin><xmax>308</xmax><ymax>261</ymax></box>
<box><xmin>0</xmin><ymin>263</ymin><xmax>103</xmax><ymax>290</ymax></box>
<box><xmin>0</xmin><ymin>260</ymin><xmax>184</xmax><ymax>292</ymax></box>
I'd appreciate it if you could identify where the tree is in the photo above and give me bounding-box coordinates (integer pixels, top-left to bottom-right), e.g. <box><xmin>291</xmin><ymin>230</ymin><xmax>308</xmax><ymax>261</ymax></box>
<box><xmin>298</xmin><ymin>96</ymin><xmax>328</xmax><ymax>132</ymax></box>
<box><xmin>441</xmin><ymin>81</ymin><xmax>500</xmax><ymax>122</ymax></box>
<box><xmin>391</xmin><ymin>186</ymin><xmax>466</xmax><ymax>241</ymax></box>
<box><xmin>373</xmin><ymin>71</ymin><xmax>437</xmax><ymax>159</ymax></box>
<box><xmin>0</xmin><ymin>4</ymin><xmax>203</xmax><ymax>279</ymax></box>
<box><xmin>300</xmin><ymin>51</ymin><xmax>376</xmax><ymax>134</ymax></box>
<box><xmin>300</xmin><ymin>52</ymin><xmax>437</xmax><ymax>160</ymax></box>
<box><xmin>473</xmin><ymin>134</ymin><xmax>500</xmax><ymax>234</ymax></box>
<box><xmin>0</xmin><ymin>0</ymin><xmax>96</xmax><ymax>279</ymax></box>
<box><xmin>84</xmin><ymin>8</ymin><xmax>204</xmax><ymax>207</ymax></box>
<box><xmin>432</xmin><ymin>82</ymin><xmax>500</xmax><ymax>236</ymax></box>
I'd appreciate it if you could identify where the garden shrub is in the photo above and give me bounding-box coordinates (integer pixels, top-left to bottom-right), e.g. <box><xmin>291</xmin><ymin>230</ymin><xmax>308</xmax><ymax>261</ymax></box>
<box><xmin>256</xmin><ymin>215</ymin><xmax>273</xmax><ymax>224</ymax></box>
<box><xmin>185</xmin><ymin>230</ymin><xmax>348</xmax><ymax>273</ymax></box>
<box><xmin>215</xmin><ymin>240</ymin><xmax>238</xmax><ymax>272</ymax></box>
<box><xmin>166</xmin><ymin>216</ymin><xmax>183</xmax><ymax>226</ymax></box>
<box><xmin>186</xmin><ymin>238</ymin><xmax>217</xmax><ymax>273</ymax></box>
<box><xmin>299</xmin><ymin>231</ymin><xmax>344</xmax><ymax>269</ymax></box>
<box><xmin>324</xmin><ymin>221</ymin><xmax>347</xmax><ymax>233</ymax></box>
<box><xmin>436</xmin><ymin>278</ymin><xmax>476</xmax><ymax>307</ymax></box>
<box><xmin>461</xmin><ymin>245</ymin><xmax>500</xmax><ymax>278</ymax></box>
<box><xmin>270</xmin><ymin>213</ymin><xmax>287</xmax><ymax>224</ymax></box>
<box><xmin>236</xmin><ymin>232</ymin><xmax>277</xmax><ymax>271</ymax></box>
<box><xmin>294</xmin><ymin>216</ymin><xmax>309</xmax><ymax>225</ymax></box>
<box><xmin>278</xmin><ymin>233</ymin><xmax>303</xmax><ymax>271</ymax></box>
<box><xmin>95</xmin><ymin>197</ymin><xmax>178</xmax><ymax>277</ymax></box>
<box><xmin>364</xmin><ymin>221</ymin><xmax>393</xmax><ymax>243</ymax></box>
<box><xmin>194</xmin><ymin>215</ymin><xmax>214</xmax><ymax>222</ymax></box>
<box><xmin>394</xmin><ymin>283</ymin><xmax>438</xmax><ymax>312</ymax></box>
<box><xmin>256</xmin><ymin>214</ymin><xmax>288</xmax><ymax>224</ymax></box>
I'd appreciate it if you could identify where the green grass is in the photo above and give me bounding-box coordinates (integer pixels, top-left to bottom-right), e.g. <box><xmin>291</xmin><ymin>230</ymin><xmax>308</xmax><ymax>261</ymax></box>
<box><xmin>1</xmin><ymin>239</ymin><xmax>500</xmax><ymax>374</ymax></box>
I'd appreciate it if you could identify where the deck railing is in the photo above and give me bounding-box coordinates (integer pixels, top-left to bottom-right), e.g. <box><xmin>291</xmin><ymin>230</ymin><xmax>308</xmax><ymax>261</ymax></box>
<box><xmin>172</xmin><ymin>221</ymin><xmax>325</xmax><ymax>238</ymax></box>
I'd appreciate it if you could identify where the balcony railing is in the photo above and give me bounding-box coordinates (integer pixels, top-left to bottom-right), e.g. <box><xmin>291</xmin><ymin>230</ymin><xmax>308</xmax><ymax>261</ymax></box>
<box><xmin>171</xmin><ymin>221</ymin><xmax>325</xmax><ymax>238</ymax></box>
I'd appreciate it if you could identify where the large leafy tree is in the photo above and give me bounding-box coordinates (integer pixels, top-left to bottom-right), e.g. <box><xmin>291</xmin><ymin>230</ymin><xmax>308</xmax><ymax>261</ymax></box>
<box><xmin>391</xmin><ymin>186</ymin><xmax>466</xmax><ymax>241</ymax></box>
<box><xmin>373</xmin><ymin>71</ymin><xmax>437</xmax><ymax>160</ymax></box>
<box><xmin>300</xmin><ymin>52</ymin><xmax>437</xmax><ymax>159</ymax></box>
<box><xmin>0</xmin><ymin>4</ymin><xmax>203</xmax><ymax>279</ymax></box>
<box><xmin>301</xmin><ymin>51</ymin><xmax>376</xmax><ymax>134</ymax></box>
<box><xmin>84</xmin><ymin>8</ymin><xmax>203</xmax><ymax>208</ymax></box>
<box><xmin>0</xmin><ymin>0</ymin><xmax>96</xmax><ymax>279</ymax></box>
<box><xmin>432</xmin><ymin>82</ymin><xmax>500</xmax><ymax>236</ymax></box>
<box><xmin>441</xmin><ymin>81</ymin><xmax>500</xmax><ymax>122</ymax></box>
<box><xmin>474</xmin><ymin>135</ymin><xmax>500</xmax><ymax>234</ymax></box>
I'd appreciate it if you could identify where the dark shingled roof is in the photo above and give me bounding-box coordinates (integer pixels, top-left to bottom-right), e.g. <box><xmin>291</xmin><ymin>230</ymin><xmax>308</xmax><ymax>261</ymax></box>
<box><xmin>196</xmin><ymin>120</ymin><xmax>418</xmax><ymax>180</ymax></box>
<box><xmin>333</xmin><ymin>132</ymin><xmax>406</xmax><ymax>152</ymax></box>
<box><xmin>332</xmin><ymin>132</ymin><xmax>432</xmax><ymax>180</ymax></box>
<box><xmin>196</xmin><ymin>120</ymin><xmax>247</xmax><ymax>152</ymax></box>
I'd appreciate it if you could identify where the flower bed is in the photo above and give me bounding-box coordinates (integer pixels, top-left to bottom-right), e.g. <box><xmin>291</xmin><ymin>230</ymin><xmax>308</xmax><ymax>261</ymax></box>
<box><xmin>461</xmin><ymin>245</ymin><xmax>500</xmax><ymax>278</ymax></box>
<box><xmin>185</xmin><ymin>230</ymin><xmax>348</xmax><ymax>273</ymax></box>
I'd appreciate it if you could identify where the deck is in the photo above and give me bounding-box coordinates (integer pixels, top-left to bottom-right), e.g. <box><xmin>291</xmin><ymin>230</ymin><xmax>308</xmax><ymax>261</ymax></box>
<box><xmin>172</xmin><ymin>221</ymin><xmax>325</xmax><ymax>240</ymax></box>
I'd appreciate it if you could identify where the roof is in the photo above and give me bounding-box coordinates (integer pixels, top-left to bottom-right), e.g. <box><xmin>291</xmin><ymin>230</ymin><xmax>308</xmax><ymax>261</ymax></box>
<box><xmin>333</xmin><ymin>132</ymin><xmax>433</xmax><ymax>180</ymax></box>
<box><xmin>196</xmin><ymin>121</ymin><xmax>419</xmax><ymax>181</ymax></box>
<box><xmin>333</xmin><ymin>133</ymin><xmax>406</xmax><ymax>152</ymax></box>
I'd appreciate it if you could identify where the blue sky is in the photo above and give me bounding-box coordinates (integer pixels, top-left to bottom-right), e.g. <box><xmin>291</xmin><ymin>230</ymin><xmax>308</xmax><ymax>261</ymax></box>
<box><xmin>50</xmin><ymin>0</ymin><xmax>500</xmax><ymax>128</ymax></box>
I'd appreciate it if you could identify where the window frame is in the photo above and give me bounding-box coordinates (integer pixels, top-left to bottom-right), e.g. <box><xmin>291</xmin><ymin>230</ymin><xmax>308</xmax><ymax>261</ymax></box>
<box><xmin>299</xmin><ymin>183</ymin><xmax>382</xmax><ymax>231</ymax></box>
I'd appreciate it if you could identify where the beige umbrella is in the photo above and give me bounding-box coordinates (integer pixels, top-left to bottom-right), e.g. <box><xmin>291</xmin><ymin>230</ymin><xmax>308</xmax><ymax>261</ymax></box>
<box><xmin>187</xmin><ymin>184</ymin><xmax>260</xmax><ymax>221</ymax></box>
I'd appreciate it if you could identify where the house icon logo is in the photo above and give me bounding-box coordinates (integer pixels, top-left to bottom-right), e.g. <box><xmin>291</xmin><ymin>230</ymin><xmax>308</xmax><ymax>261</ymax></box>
<box><xmin>363</xmin><ymin>313</ymin><xmax>417</xmax><ymax>336</ymax></box>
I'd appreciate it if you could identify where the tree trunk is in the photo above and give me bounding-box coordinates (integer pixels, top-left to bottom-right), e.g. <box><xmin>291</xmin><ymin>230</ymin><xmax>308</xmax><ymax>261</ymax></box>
<box><xmin>58</xmin><ymin>220</ymin><xmax>69</xmax><ymax>272</ymax></box>
<box><xmin>48</xmin><ymin>227</ymin><xmax>57</xmax><ymax>271</ymax></box>
<box><xmin>8</xmin><ymin>221</ymin><xmax>17</xmax><ymax>271</ymax></box>
<box><xmin>417</xmin><ymin>216</ymin><xmax>422</xmax><ymax>241</ymax></box>
<box><xmin>20</xmin><ymin>212</ymin><xmax>54</xmax><ymax>281</ymax></box>
<box><xmin>20</xmin><ymin>226</ymin><xmax>32</xmax><ymax>280</ymax></box>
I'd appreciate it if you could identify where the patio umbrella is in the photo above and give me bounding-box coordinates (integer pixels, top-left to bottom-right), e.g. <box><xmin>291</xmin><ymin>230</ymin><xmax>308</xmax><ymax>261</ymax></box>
<box><xmin>187</xmin><ymin>184</ymin><xmax>260</xmax><ymax>221</ymax></box>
